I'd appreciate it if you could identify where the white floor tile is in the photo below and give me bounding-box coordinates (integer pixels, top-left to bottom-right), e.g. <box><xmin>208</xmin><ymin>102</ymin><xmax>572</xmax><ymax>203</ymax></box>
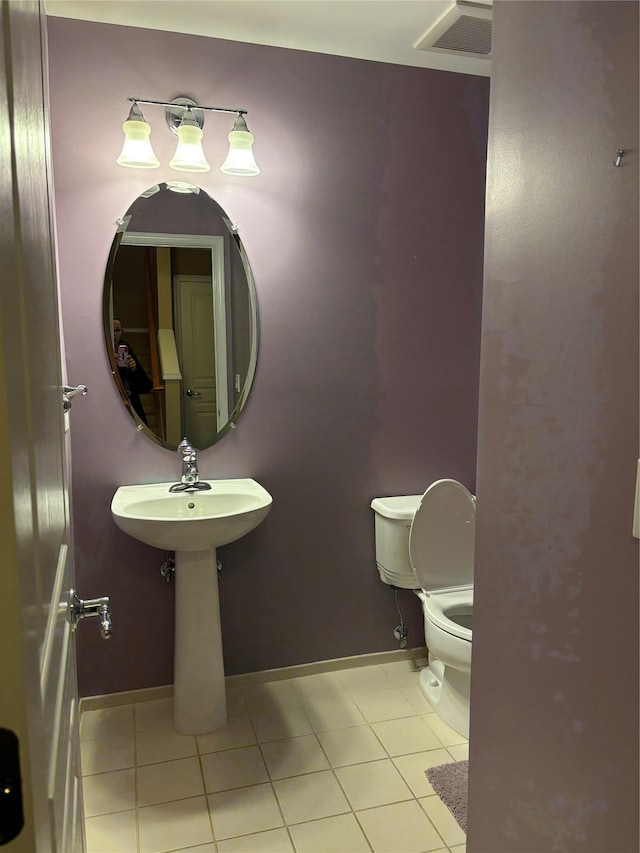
<box><xmin>419</xmin><ymin>794</ymin><xmax>467</xmax><ymax>848</ymax></box>
<box><xmin>82</xmin><ymin>768</ymin><xmax>135</xmax><ymax>817</ymax></box>
<box><xmin>400</xmin><ymin>684</ymin><xmax>434</xmax><ymax>714</ymax></box>
<box><xmin>81</xmin><ymin>705</ymin><xmax>134</xmax><ymax>741</ymax></box>
<box><xmin>336</xmin><ymin>665</ymin><xmax>395</xmax><ymax>693</ymax></box>
<box><xmin>356</xmin><ymin>800</ymin><xmax>445</xmax><ymax>852</ymax></box>
<box><xmin>448</xmin><ymin>742</ymin><xmax>469</xmax><ymax>761</ymax></box>
<box><xmin>249</xmin><ymin>705</ymin><xmax>313</xmax><ymax>743</ymax></box>
<box><xmin>351</xmin><ymin>688</ymin><xmax>417</xmax><ymax>723</ymax></box>
<box><xmin>226</xmin><ymin>687</ymin><xmax>248</xmax><ymax>716</ymax></box>
<box><xmin>197</xmin><ymin>713</ymin><xmax>257</xmax><ymax>754</ymax></box>
<box><xmin>423</xmin><ymin>713</ymin><xmax>468</xmax><ymax>747</ymax></box>
<box><xmin>208</xmin><ymin>782</ymin><xmax>284</xmax><ymax>840</ymax></box>
<box><xmin>81</xmin><ymin>660</ymin><xmax>473</xmax><ymax>853</ymax></box>
<box><xmin>289</xmin><ymin>813</ymin><xmax>371</xmax><ymax>852</ymax></box>
<box><xmin>392</xmin><ymin>749</ymin><xmax>453</xmax><ymax>798</ymax></box>
<box><xmin>217</xmin><ymin>827</ymin><xmax>294</xmax><ymax>852</ymax></box>
<box><xmin>201</xmin><ymin>745</ymin><xmax>269</xmax><ymax>793</ymax></box>
<box><xmin>136</xmin><ymin>725</ymin><xmax>197</xmax><ymax>765</ymax></box>
<box><xmin>85</xmin><ymin>810</ymin><xmax>137</xmax><ymax>853</ymax></box>
<box><xmin>261</xmin><ymin>733</ymin><xmax>329</xmax><ymax>779</ymax></box>
<box><xmin>137</xmin><ymin>756</ymin><xmax>205</xmax><ymax>806</ymax></box>
<box><xmin>289</xmin><ymin>672</ymin><xmax>346</xmax><ymax>702</ymax></box>
<box><xmin>372</xmin><ymin>715</ymin><xmax>443</xmax><ymax>756</ymax></box>
<box><xmin>335</xmin><ymin>759</ymin><xmax>413</xmax><ymax>811</ymax></box>
<box><xmin>81</xmin><ymin>733</ymin><xmax>135</xmax><ymax>776</ymax></box>
<box><xmin>380</xmin><ymin>660</ymin><xmax>425</xmax><ymax>687</ymax></box>
<box><xmin>135</xmin><ymin>698</ymin><xmax>174</xmax><ymax>731</ymax></box>
<box><xmin>317</xmin><ymin>725</ymin><xmax>387</xmax><ymax>767</ymax></box>
<box><xmin>273</xmin><ymin>770</ymin><xmax>350</xmax><ymax>824</ymax></box>
<box><xmin>242</xmin><ymin>680</ymin><xmax>301</xmax><ymax>711</ymax></box>
<box><xmin>302</xmin><ymin>694</ymin><xmax>366</xmax><ymax>732</ymax></box>
<box><xmin>138</xmin><ymin>796</ymin><xmax>213</xmax><ymax>853</ymax></box>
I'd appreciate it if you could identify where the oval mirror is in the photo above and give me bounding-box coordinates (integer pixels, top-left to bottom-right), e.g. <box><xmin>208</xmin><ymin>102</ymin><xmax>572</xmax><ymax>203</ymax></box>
<box><xmin>103</xmin><ymin>182</ymin><xmax>258</xmax><ymax>451</ymax></box>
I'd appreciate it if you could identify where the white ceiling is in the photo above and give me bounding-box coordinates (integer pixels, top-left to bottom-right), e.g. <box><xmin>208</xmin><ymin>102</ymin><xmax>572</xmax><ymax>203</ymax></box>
<box><xmin>44</xmin><ymin>0</ymin><xmax>492</xmax><ymax>77</ymax></box>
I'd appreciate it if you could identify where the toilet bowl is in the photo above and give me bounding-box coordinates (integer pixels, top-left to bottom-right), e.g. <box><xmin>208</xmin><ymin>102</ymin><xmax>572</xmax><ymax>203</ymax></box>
<box><xmin>417</xmin><ymin>586</ymin><xmax>473</xmax><ymax>736</ymax></box>
<box><xmin>371</xmin><ymin>479</ymin><xmax>475</xmax><ymax>737</ymax></box>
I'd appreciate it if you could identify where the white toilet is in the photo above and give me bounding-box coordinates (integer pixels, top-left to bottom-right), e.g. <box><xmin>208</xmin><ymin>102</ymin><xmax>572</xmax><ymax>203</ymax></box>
<box><xmin>371</xmin><ymin>479</ymin><xmax>475</xmax><ymax>737</ymax></box>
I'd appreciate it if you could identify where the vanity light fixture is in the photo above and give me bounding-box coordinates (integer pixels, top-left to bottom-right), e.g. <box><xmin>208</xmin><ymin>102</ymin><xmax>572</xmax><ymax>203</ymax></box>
<box><xmin>168</xmin><ymin>106</ymin><xmax>210</xmax><ymax>172</ymax></box>
<box><xmin>117</xmin><ymin>96</ymin><xmax>260</xmax><ymax>176</ymax></box>
<box><xmin>117</xmin><ymin>102</ymin><xmax>160</xmax><ymax>169</ymax></box>
<box><xmin>220</xmin><ymin>114</ymin><xmax>261</xmax><ymax>177</ymax></box>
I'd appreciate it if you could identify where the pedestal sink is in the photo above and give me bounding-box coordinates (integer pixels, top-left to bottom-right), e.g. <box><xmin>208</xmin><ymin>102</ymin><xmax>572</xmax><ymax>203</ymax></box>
<box><xmin>111</xmin><ymin>479</ymin><xmax>272</xmax><ymax>735</ymax></box>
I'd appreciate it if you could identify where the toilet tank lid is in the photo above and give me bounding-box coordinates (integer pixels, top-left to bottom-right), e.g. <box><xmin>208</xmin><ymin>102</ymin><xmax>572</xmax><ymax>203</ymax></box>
<box><xmin>371</xmin><ymin>495</ymin><xmax>423</xmax><ymax>520</ymax></box>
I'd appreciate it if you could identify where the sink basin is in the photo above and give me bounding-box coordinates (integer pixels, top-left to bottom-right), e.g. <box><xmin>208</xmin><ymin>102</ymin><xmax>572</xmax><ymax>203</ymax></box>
<box><xmin>111</xmin><ymin>478</ymin><xmax>273</xmax><ymax>551</ymax></box>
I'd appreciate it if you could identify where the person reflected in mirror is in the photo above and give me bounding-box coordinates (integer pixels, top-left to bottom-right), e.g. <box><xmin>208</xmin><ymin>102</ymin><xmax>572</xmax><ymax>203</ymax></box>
<box><xmin>113</xmin><ymin>316</ymin><xmax>152</xmax><ymax>425</ymax></box>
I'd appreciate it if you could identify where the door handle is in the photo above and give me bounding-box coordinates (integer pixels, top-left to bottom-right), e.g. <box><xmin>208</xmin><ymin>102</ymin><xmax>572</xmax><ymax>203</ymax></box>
<box><xmin>62</xmin><ymin>384</ymin><xmax>88</xmax><ymax>413</ymax></box>
<box><xmin>186</xmin><ymin>389</ymin><xmax>201</xmax><ymax>397</ymax></box>
<box><xmin>67</xmin><ymin>590</ymin><xmax>112</xmax><ymax>639</ymax></box>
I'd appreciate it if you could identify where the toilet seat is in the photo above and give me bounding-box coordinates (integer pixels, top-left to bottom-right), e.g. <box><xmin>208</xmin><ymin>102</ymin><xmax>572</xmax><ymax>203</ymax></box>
<box><xmin>409</xmin><ymin>479</ymin><xmax>475</xmax><ymax>591</ymax></box>
<box><xmin>422</xmin><ymin>587</ymin><xmax>473</xmax><ymax>643</ymax></box>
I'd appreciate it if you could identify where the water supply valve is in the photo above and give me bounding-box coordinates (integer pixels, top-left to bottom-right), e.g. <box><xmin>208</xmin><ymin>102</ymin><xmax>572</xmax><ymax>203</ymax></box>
<box><xmin>394</xmin><ymin>625</ymin><xmax>408</xmax><ymax>648</ymax></box>
<box><xmin>160</xmin><ymin>559</ymin><xmax>175</xmax><ymax>582</ymax></box>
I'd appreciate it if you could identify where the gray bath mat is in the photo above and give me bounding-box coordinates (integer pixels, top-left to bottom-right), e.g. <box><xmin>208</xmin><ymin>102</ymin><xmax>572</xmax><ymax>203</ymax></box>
<box><xmin>426</xmin><ymin>760</ymin><xmax>468</xmax><ymax>832</ymax></box>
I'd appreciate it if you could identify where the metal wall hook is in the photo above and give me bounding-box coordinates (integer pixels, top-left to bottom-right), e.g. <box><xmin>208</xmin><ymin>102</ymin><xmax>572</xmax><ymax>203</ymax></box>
<box><xmin>615</xmin><ymin>149</ymin><xmax>624</xmax><ymax>167</ymax></box>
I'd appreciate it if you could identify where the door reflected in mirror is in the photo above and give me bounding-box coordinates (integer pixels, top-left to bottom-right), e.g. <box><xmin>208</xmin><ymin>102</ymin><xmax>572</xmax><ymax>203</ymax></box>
<box><xmin>103</xmin><ymin>183</ymin><xmax>258</xmax><ymax>450</ymax></box>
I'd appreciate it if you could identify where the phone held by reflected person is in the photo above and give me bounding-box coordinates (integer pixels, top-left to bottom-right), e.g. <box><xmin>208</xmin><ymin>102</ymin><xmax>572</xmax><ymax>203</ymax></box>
<box><xmin>117</xmin><ymin>344</ymin><xmax>128</xmax><ymax>367</ymax></box>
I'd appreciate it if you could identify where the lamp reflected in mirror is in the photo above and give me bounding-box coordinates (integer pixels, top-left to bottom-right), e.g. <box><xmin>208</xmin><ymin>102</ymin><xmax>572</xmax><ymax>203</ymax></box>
<box><xmin>104</xmin><ymin>183</ymin><xmax>258</xmax><ymax>451</ymax></box>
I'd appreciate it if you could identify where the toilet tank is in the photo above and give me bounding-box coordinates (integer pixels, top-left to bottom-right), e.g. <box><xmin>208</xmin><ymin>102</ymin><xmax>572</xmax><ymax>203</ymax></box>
<box><xmin>370</xmin><ymin>495</ymin><xmax>422</xmax><ymax>588</ymax></box>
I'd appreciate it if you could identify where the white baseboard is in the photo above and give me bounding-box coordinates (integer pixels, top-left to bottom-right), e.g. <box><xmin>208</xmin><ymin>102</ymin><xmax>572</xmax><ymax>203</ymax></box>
<box><xmin>79</xmin><ymin>646</ymin><xmax>427</xmax><ymax>713</ymax></box>
<box><xmin>225</xmin><ymin>646</ymin><xmax>427</xmax><ymax>688</ymax></box>
<box><xmin>80</xmin><ymin>684</ymin><xmax>173</xmax><ymax>713</ymax></box>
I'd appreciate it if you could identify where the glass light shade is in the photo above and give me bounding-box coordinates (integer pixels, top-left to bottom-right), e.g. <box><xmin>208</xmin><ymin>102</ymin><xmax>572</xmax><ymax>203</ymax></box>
<box><xmin>117</xmin><ymin>119</ymin><xmax>160</xmax><ymax>169</ymax></box>
<box><xmin>169</xmin><ymin>124</ymin><xmax>211</xmax><ymax>172</ymax></box>
<box><xmin>220</xmin><ymin>116</ymin><xmax>260</xmax><ymax>176</ymax></box>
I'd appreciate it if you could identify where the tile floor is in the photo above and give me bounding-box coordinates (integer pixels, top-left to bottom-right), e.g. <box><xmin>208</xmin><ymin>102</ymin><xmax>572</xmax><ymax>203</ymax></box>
<box><xmin>81</xmin><ymin>660</ymin><xmax>468</xmax><ymax>853</ymax></box>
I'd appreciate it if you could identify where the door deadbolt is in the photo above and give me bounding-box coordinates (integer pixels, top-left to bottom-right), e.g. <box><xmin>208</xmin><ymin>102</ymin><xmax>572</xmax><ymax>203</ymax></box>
<box><xmin>68</xmin><ymin>590</ymin><xmax>112</xmax><ymax>639</ymax></box>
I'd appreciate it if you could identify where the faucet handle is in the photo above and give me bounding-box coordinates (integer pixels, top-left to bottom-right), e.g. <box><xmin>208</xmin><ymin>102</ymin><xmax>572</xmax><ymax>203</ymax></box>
<box><xmin>178</xmin><ymin>437</ymin><xmax>195</xmax><ymax>455</ymax></box>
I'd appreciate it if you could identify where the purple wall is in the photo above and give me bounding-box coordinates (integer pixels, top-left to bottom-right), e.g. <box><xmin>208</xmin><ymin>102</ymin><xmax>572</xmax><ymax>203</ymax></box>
<box><xmin>47</xmin><ymin>18</ymin><xmax>488</xmax><ymax>697</ymax></box>
<box><xmin>468</xmin><ymin>2</ymin><xmax>639</xmax><ymax>850</ymax></box>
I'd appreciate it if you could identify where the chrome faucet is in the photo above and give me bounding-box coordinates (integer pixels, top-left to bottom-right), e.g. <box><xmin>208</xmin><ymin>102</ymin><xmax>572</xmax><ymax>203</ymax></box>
<box><xmin>169</xmin><ymin>438</ymin><xmax>212</xmax><ymax>492</ymax></box>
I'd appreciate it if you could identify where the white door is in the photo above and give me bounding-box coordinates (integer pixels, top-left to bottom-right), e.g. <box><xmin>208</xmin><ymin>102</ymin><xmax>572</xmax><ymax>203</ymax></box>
<box><xmin>0</xmin><ymin>3</ymin><xmax>103</xmax><ymax>850</ymax></box>
<box><xmin>175</xmin><ymin>275</ymin><xmax>220</xmax><ymax>448</ymax></box>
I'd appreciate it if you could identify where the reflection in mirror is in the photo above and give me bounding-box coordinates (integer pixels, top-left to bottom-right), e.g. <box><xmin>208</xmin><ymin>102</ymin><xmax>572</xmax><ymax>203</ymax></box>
<box><xmin>104</xmin><ymin>183</ymin><xmax>258</xmax><ymax>451</ymax></box>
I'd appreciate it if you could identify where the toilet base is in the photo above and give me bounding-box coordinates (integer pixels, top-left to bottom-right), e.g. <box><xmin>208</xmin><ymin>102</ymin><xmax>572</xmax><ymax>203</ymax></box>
<box><xmin>420</xmin><ymin>658</ymin><xmax>470</xmax><ymax>738</ymax></box>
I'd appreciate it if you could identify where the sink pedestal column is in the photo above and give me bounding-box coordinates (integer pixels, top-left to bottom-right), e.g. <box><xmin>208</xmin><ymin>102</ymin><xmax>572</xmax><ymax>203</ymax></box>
<box><xmin>173</xmin><ymin>548</ymin><xmax>227</xmax><ymax>734</ymax></box>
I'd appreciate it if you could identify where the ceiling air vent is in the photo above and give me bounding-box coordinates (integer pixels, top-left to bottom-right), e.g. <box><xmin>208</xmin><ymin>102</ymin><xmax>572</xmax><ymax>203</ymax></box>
<box><xmin>414</xmin><ymin>1</ymin><xmax>492</xmax><ymax>60</ymax></box>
